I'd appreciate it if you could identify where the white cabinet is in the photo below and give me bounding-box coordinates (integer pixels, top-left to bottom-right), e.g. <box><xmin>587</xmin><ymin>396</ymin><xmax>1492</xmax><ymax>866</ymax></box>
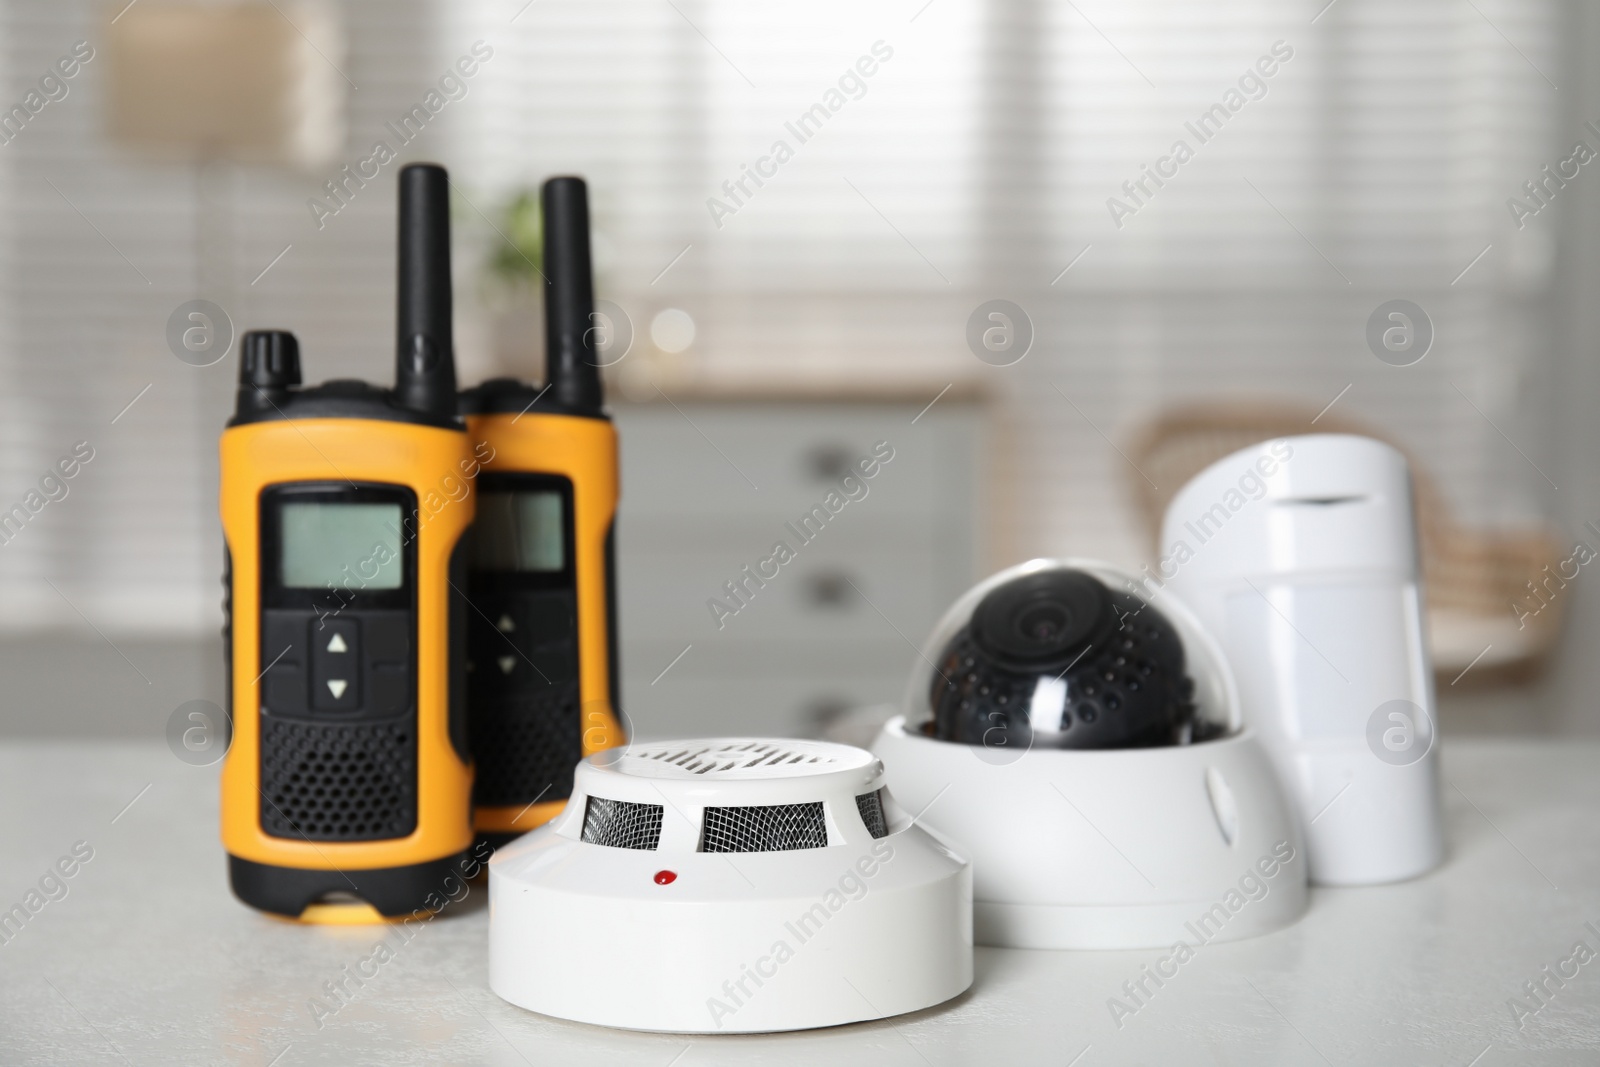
<box><xmin>610</xmin><ymin>398</ymin><xmax>982</xmax><ymax>740</ymax></box>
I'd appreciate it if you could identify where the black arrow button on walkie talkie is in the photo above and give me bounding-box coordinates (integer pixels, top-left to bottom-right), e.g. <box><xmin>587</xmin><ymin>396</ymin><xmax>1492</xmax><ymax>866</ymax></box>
<box><xmin>312</xmin><ymin>619</ymin><xmax>362</xmax><ymax>711</ymax></box>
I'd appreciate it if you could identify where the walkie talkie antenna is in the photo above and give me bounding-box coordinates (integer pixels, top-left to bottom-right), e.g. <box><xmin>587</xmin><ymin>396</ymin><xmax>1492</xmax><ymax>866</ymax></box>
<box><xmin>542</xmin><ymin>176</ymin><xmax>604</xmax><ymax>413</ymax></box>
<box><xmin>395</xmin><ymin>162</ymin><xmax>457</xmax><ymax>419</ymax></box>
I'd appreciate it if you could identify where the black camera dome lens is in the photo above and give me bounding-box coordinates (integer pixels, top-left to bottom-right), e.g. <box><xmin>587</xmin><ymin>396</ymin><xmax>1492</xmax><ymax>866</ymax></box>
<box><xmin>1019</xmin><ymin>603</ymin><xmax>1068</xmax><ymax>641</ymax></box>
<box><xmin>928</xmin><ymin>567</ymin><xmax>1197</xmax><ymax>751</ymax></box>
<box><xmin>971</xmin><ymin>570</ymin><xmax>1111</xmax><ymax>671</ymax></box>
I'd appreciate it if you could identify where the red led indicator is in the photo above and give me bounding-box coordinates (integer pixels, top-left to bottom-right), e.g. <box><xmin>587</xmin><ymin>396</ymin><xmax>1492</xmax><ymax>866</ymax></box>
<box><xmin>653</xmin><ymin>870</ymin><xmax>677</xmax><ymax>885</ymax></box>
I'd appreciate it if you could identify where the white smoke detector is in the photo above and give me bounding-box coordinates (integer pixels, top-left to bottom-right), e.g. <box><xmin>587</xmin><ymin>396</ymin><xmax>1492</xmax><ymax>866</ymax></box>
<box><xmin>489</xmin><ymin>738</ymin><xmax>973</xmax><ymax>1033</ymax></box>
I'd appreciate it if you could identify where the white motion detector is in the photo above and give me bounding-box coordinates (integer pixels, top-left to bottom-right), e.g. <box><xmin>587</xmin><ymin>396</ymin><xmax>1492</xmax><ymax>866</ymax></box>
<box><xmin>1159</xmin><ymin>434</ymin><xmax>1445</xmax><ymax>886</ymax></box>
<box><xmin>873</xmin><ymin>559</ymin><xmax>1307</xmax><ymax>950</ymax></box>
<box><xmin>489</xmin><ymin>738</ymin><xmax>972</xmax><ymax>1033</ymax></box>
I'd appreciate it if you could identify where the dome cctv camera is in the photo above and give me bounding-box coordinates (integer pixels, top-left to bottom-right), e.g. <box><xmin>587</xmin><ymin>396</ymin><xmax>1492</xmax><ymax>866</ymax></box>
<box><xmin>875</xmin><ymin>559</ymin><xmax>1308</xmax><ymax>950</ymax></box>
<box><xmin>930</xmin><ymin>568</ymin><xmax>1200</xmax><ymax>750</ymax></box>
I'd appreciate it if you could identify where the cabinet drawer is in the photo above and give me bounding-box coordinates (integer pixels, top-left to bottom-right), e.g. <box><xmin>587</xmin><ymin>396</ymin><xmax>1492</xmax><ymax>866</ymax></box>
<box><xmin>619</xmin><ymin>513</ymin><xmax>938</xmax><ymax>554</ymax></box>
<box><xmin>621</xmin><ymin>636</ymin><xmax>915</xmax><ymax>685</ymax></box>
<box><xmin>613</xmin><ymin>403</ymin><xmax>975</xmax><ymax>522</ymax></box>
<box><xmin>617</xmin><ymin>542</ymin><xmax>941</xmax><ymax>645</ymax></box>
<box><xmin>619</xmin><ymin>664</ymin><xmax>909</xmax><ymax>740</ymax></box>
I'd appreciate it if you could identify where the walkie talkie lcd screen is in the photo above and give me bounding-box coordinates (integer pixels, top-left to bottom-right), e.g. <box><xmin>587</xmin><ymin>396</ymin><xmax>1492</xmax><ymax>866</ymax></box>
<box><xmin>279</xmin><ymin>502</ymin><xmax>403</xmax><ymax>590</ymax></box>
<box><xmin>471</xmin><ymin>491</ymin><xmax>565</xmax><ymax>572</ymax></box>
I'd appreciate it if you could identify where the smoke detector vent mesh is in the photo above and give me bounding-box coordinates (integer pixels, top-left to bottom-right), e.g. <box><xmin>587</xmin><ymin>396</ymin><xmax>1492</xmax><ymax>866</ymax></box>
<box><xmin>630</xmin><ymin>739</ymin><xmax>840</xmax><ymax>777</ymax></box>
<box><xmin>700</xmin><ymin>801</ymin><xmax>828</xmax><ymax>853</ymax></box>
<box><xmin>580</xmin><ymin>796</ymin><xmax>663</xmax><ymax>850</ymax></box>
<box><xmin>856</xmin><ymin>789</ymin><xmax>889</xmax><ymax>839</ymax></box>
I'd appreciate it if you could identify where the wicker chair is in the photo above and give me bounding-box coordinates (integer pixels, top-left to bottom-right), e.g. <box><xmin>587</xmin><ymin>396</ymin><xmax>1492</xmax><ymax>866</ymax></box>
<box><xmin>1124</xmin><ymin>401</ymin><xmax>1567</xmax><ymax>687</ymax></box>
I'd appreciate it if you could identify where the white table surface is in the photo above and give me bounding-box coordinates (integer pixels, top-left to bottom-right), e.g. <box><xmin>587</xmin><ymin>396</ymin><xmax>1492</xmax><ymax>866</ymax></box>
<box><xmin>1</xmin><ymin>737</ymin><xmax>1598</xmax><ymax>1066</ymax></box>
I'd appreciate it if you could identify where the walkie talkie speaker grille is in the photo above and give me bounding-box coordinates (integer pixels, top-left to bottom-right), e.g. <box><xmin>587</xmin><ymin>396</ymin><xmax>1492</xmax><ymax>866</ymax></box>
<box><xmin>468</xmin><ymin>686</ymin><xmax>580</xmax><ymax>807</ymax></box>
<box><xmin>490</xmin><ymin>737</ymin><xmax>972</xmax><ymax>1033</ymax></box>
<box><xmin>259</xmin><ymin>718</ymin><xmax>416</xmax><ymax>841</ymax></box>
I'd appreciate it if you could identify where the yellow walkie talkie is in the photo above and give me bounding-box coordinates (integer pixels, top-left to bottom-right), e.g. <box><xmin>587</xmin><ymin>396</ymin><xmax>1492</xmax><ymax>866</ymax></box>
<box><xmin>461</xmin><ymin>176</ymin><xmax>624</xmax><ymax>845</ymax></box>
<box><xmin>219</xmin><ymin>163</ymin><xmax>477</xmax><ymax>923</ymax></box>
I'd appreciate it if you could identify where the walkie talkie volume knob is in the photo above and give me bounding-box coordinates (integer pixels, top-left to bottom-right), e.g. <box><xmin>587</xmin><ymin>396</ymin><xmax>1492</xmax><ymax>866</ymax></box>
<box><xmin>236</xmin><ymin>330</ymin><xmax>301</xmax><ymax>416</ymax></box>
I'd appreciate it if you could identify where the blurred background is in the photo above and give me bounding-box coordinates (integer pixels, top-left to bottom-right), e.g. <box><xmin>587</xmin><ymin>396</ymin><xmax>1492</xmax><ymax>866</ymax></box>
<box><xmin>0</xmin><ymin>0</ymin><xmax>1595</xmax><ymax>743</ymax></box>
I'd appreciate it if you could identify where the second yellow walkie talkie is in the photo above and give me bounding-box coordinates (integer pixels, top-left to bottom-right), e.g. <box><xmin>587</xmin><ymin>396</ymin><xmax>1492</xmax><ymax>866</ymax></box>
<box><xmin>461</xmin><ymin>176</ymin><xmax>624</xmax><ymax>845</ymax></box>
<box><xmin>220</xmin><ymin>163</ymin><xmax>476</xmax><ymax>922</ymax></box>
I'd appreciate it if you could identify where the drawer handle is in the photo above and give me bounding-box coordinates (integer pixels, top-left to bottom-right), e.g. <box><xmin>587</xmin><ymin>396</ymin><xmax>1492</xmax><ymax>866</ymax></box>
<box><xmin>803</xmin><ymin>571</ymin><xmax>858</xmax><ymax>609</ymax></box>
<box><xmin>804</xmin><ymin>445</ymin><xmax>855</xmax><ymax>483</ymax></box>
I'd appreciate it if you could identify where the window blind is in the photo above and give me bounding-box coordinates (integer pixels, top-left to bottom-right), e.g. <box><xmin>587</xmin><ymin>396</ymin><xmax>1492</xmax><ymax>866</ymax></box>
<box><xmin>0</xmin><ymin>0</ymin><xmax>1567</xmax><ymax>634</ymax></box>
